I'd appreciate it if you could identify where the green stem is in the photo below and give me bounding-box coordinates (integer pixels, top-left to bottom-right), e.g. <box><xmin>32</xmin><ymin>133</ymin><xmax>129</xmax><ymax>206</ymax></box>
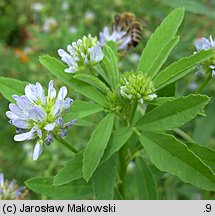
<box><xmin>129</xmin><ymin>102</ymin><xmax>138</xmax><ymax>124</ymax></box>
<box><xmin>54</xmin><ymin>135</ymin><xmax>78</xmax><ymax>154</ymax></box>
<box><xmin>127</xmin><ymin>143</ymin><xmax>142</xmax><ymax>162</ymax></box>
<box><xmin>173</xmin><ymin>128</ymin><xmax>194</xmax><ymax>142</ymax></box>
<box><xmin>195</xmin><ymin>74</ymin><xmax>211</xmax><ymax>94</ymax></box>
<box><xmin>132</xmin><ymin>126</ymin><xmax>142</xmax><ymax>137</ymax></box>
<box><xmin>118</xmin><ymin>145</ymin><xmax>127</xmax><ymax>198</ymax></box>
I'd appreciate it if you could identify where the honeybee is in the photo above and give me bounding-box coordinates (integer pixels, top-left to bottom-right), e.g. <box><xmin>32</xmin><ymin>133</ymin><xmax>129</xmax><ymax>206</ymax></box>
<box><xmin>114</xmin><ymin>12</ymin><xmax>142</xmax><ymax>50</ymax></box>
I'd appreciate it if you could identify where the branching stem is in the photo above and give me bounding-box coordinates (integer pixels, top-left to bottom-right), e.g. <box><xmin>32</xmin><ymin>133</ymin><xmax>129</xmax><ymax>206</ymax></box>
<box><xmin>195</xmin><ymin>74</ymin><xmax>211</xmax><ymax>94</ymax></box>
<box><xmin>54</xmin><ymin>135</ymin><xmax>78</xmax><ymax>154</ymax></box>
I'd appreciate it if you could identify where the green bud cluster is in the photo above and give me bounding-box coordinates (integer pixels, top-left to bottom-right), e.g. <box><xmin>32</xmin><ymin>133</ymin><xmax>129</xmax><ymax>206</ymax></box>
<box><xmin>120</xmin><ymin>71</ymin><xmax>157</xmax><ymax>104</ymax></box>
<box><xmin>105</xmin><ymin>91</ymin><xmax>123</xmax><ymax>114</ymax></box>
<box><xmin>201</xmin><ymin>53</ymin><xmax>215</xmax><ymax>74</ymax></box>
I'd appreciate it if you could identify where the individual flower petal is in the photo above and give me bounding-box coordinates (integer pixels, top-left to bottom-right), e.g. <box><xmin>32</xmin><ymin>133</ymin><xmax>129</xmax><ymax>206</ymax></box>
<box><xmin>89</xmin><ymin>45</ymin><xmax>104</xmax><ymax>63</ymax></box>
<box><xmin>53</xmin><ymin>100</ymin><xmax>63</xmax><ymax>116</ymax></box>
<box><xmin>65</xmin><ymin>119</ymin><xmax>76</xmax><ymax>127</ymax></box>
<box><xmin>33</xmin><ymin>142</ymin><xmax>43</xmax><ymax>160</ymax></box>
<box><xmin>13</xmin><ymin>95</ymin><xmax>33</xmax><ymax>113</ymax></box>
<box><xmin>44</xmin><ymin>122</ymin><xmax>56</xmax><ymax>131</ymax></box>
<box><xmin>14</xmin><ymin>127</ymin><xmax>37</xmax><ymax>141</ymax></box>
<box><xmin>55</xmin><ymin>117</ymin><xmax>64</xmax><ymax>127</ymax></box>
<box><xmin>57</xmin><ymin>86</ymin><xmax>67</xmax><ymax>100</ymax></box>
<box><xmin>9</xmin><ymin>104</ymin><xmax>25</xmax><ymax>118</ymax></box>
<box><xmin>59</xmin><ymin>129</ymin><xmax>67</xmax><ymax>137</ymax></box>
<box><xmin>11</xmin><ymin>119</ymin><xmax>31</xmax><ymax>129</ymax></box>
<box><xmin>58</xmin><ymin>49</ymin><xmax>75</xmax><ymax>66</ymax></box>
<box><xmin>6</xmin><ymin>111</ymin><xmax>19</xmax><ymax>120</ymax></box>
<box><xmin>8</xmin><ymin>179</ymin><xmax>15</xmax><ymax>194</ymax></box>
<box><xmin>14</xmin><ymin>186</ymin><xmax>26</xmax><ymax>199</ymax></box>
<box><xmin>28</xmin><ymin>106</ymin><xmax>47</xmax><ymax>122</ymax></box>
<box><xmin>48</xmin><ymin>80</ymin><xmax>56</xmax><ymax>100</ymax></box>
<box><xmin>36</xmin><ymin>82</ymin><xmax>46</xmax><ymax>105</ymax></box>
<box><xmin>44</xmin><ymin>133</ymin><xmax>54</xmax><ymax>145</ymax></box>
<box><xmin>62</xmin><ymin>98</ymin><xmax>73</xmax><ymax>113</ymax></box>
<box><xmin>25</xmin><ymin>84</ymin><xmax>37</xmax><ymax>102</ymax></box>
<box><xmin>0</xmin><ymin>173</ymin><xmax>4</xmax><ymax>188</ymax></box>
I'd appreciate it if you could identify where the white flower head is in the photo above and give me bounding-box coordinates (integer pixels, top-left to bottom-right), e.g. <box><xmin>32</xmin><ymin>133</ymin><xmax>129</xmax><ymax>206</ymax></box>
<box><xmin>61</xmin><ymin>1</ymin><xmax>70</xmax><ymax>11</ymax></box>
<box><xmin>0</xmin><ymin>173</ymin><xmax>27</xmax><ymax>200</ymax></box>
<box><xmin>58</xmin><ymin>34</ymin><xmax>104</xmax><ymax>73</ymax></box>
<box><xmin>43</xmin><ymin>17</ymin><xmax>58</xmax><ymax>33</ymax></box>
<box><xmin>6</xmin><ymin>80</ymin><xmax>76</xmax><ymax>160</ymax></box>
<box><xmin>69</xmin><ymin>26</ymin><xmax>77</xmax><ymax>34</ymax></box>
<box><xmin>31</xmin><ymin>2</ymin><xmax>44</xmax><ymax>12</ymax></box>
<box><xmin>195</xmin><ymin>35</ymin><xmax>215</xmax><ymax>78</ymax></box>
<box><xmin>99</xmin><ymin>26</ymin><xmax>132</xmax><ymax>51</ymax></box>
<box><xmin>129</xmin><ymin>53</ymin><xmax>140</xmax><ymax>63</ymax></box>
<box><xmin>84</xmin><ymin>11</ymin><xmax>95</xmax><ymax>23</ymax></box>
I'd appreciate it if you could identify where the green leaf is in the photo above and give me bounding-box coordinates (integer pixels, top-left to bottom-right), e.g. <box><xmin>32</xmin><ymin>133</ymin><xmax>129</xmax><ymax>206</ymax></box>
<box><xmin>93</xmin><ymin>64</ymin><xmax>111</xmax><ymax>87</ymax></box>
<box><xmin>107</xmin><ymin>41</ymin><xmax>118</xmax><ymax>57</ymax></box>
<box><xmin>82</xmin><ymin>113</ymin><xmax>115</xmax><ymax>181</ymax></box>
<box><xmin>163</xmin><ymin>0</ymin><xmax>215</xmax><ymax>19</ymax></box>
<box><xmin>137</xmin><ymin>94</ymin><xmax>209</xmax><ymax>131</ymax></box>
<box><xmin>139</xmin><ymin>132</ymin><xmax>215</xmax><ymax>191</ymax></box>
<box><xmin>39</xmin><ymin>55</ymin><xmax>106</xmax><ymax>106</ymax></box>
<box><xmin>137</xmin><ymin>8</ymin><xmax>184</xmax><ymax>77</ymax></box>
<box><xmin>75</xmin><ymin>118</ymin><xmax>94</xmax><ymax>127</ymax></box>
<box><xmin>92</xmin><ymin>156</ymin><xmax>117</xmax><ymax>200</ymax></box>
<box><xmin>53</xmin><ymin>152</ymin><xmax>83</xmax><ymax>186</ymax></box>
<box><xmin>149</xmin><ymin>36</ymin><xmax>180</xmax><ymax>79</ymax></box>
<box><xmin>187</xmin><ymin>142</ymin><xmax>215</xmax><ymax>174</ymax></box>
<box><xmin>135</xmin><ymin>157</ymin><xmax>158</xmax><ymax>200</ymax></box>
<box><xmin>0</xmin><ymin>77</ymin><xmax>27</xmax><ymax>102</ymax></box>
<box><xmin>102</xmin><ymin>126</ymin><xmax>133</xmax><ymax>162</ymax></box>
<box><xmin>153</xmin><ymin>49</ymin><xmax>214</xmax><ymax>90</ymax></box>
<box><xmin>101</xmin><ymin>45</ymin><xmax>119</xmax><ymax>89</ymax></box>
<box><xmin>193</xmin><ymin>100</ymin><xmax>215</xmax><ymax>144</ymax></box>
<box><xmin>157</xmin><ymin>82</ymin><xmax>176</xmax><ymax>97</ymax></box>
<box><xmin>25</xmin><ymin>177</ymin><xmax>93</xmax><ymax>199</ymax></box>
<box><xmin>147</xmin><ymin>97</ymin><xmax>175</xmax><ymax>106</ymax></box>
<box><xmin>74</xmin><ymin>73</ymin><xmax>110</xmax><ymax>94</ymax></box>
<box><xmin>64</xmin><ymin>100</ymin><xmax>104</xmax><ymax>120</ymax></box>
<box><xmin>101</xmin><ymin>56</ymin><xmax>114</xmax><ymax>87</ymax></box>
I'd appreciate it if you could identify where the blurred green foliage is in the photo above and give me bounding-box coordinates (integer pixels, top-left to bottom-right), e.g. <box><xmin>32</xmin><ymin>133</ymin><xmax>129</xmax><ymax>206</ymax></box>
<box><xmin>0</xmin><ymin>0</ymin><xmax>215</xmax><ymax>199</ymax></box>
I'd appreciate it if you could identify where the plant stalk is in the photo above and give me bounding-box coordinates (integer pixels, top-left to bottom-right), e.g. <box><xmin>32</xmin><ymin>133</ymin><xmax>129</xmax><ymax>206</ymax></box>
<box><xmin>195</xmin><ymin>74</ymin><xmax>211</xmax><ymax>94</ymax></box>
<box><xmin>118</xmin><ymin>145</ymin><xmax>127</xmax><ymax>198</ymax></box>
<box><xmin>129</xmin><ymin>102</ymin><xmax>138</xmax><ymax>124</ymax></box>
<box><xmin>54</xmin><ymin>135</ymin><xmax>78</xmax><ymax>154</ymax></box>
<box><xmin>173</xmin><ymin>128</ymin><xmax>194</xmax><ymax>142</ymax></box>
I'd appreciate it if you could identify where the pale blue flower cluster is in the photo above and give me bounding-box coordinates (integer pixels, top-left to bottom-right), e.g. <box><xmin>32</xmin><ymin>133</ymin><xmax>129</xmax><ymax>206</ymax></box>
<box><xmin>0</xmin><ymin>173</ymin><xmax>26</xmax><ymax>200</ymax></box>
<box><xmin>195</xmin><ymin>35</ymin><xmax>215</xmax><ymax>51</ymax></box>
<box><xmin>6</xmin><ymin>80</ymin><xmax>75</xmax><ymax>160</ymax></box>
<box><xmin>99</xmin><ymin>26</ymin><xmax>131</xmax><ymax>51</ymax></box>
<box><xmin>195</xmin><ymin>35</ymin><xmax>215</xmax><ymax>78</ymax></box>
<box><xmin>58</xmin><ymin>34</ymin><xmax>104</xmax><ymax>73</ymax></box>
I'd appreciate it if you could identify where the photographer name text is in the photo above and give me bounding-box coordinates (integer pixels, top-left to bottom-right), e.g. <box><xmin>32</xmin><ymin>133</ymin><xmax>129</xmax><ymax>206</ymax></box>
<box><xmin>2</xmin><ymin>203</ymin><xmax>116</xmax><ymax>214</ymax></box>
